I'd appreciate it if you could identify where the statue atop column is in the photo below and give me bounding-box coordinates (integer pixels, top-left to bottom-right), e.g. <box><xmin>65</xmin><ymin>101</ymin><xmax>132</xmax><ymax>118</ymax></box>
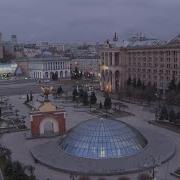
<box><xmin>41</xmin><ymin>86</ymin><xmax>53</xmax><ymax>101</ymax></box>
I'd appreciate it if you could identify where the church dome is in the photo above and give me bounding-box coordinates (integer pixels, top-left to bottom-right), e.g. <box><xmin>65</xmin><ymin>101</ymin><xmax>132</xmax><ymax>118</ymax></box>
<box><xmin>59</xmin><ymin>118</ymin><xmax>147</xmax><ymax>159</ymax></box>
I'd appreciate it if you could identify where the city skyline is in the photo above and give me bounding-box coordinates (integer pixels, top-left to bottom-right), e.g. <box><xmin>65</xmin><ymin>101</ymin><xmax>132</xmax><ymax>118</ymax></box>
<box><xmin>0</xmin><ymin>0</ymin><xmax>180</xmax><ymax>42</ymax></box>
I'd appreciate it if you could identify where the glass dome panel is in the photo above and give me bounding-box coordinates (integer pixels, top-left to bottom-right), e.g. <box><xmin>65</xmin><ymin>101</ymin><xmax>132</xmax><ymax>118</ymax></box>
<box><xmin>59</xmin><ymin>118</ymin><xmax>147</xmax><ymax>159</ymax></box>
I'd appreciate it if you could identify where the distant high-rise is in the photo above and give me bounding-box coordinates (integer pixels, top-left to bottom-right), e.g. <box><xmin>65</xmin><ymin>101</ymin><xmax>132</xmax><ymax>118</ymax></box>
<box><xmin>113</xmin><ymin>32</ymin><xmax>118</xmax><ymax>42</ymax></box>
<box><xmin>11</xmin><ymin>34</ymin><xmax>17</xmax><ymax>44</ymax></box>
<box><xmin>0</xmin><ymin>33</ymin><xmax>3</xmax><ymax>59</ymax></box>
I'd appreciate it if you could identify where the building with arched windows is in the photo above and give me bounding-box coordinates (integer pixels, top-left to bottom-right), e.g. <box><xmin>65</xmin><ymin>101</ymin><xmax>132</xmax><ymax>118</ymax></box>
<box><xmin>28</xmin><ymin>56</ymin><xmax>71</xmax><ymax>80</ymax></box>
<box><xmin>100</xmin><ymin>34</ymin><xmax>180</xmax><ymax>93</ymax></box>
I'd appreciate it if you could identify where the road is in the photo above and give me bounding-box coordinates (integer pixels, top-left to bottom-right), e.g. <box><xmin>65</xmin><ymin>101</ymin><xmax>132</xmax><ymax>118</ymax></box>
<box><xmin>0</xmin><ymin>79</ymin><xmax>73</xmax><ymax>96</ymax></box>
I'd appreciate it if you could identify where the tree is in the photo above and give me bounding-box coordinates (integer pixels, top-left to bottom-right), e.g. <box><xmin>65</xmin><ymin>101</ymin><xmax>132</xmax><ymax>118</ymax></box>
<box><xmin>132</xmin><ymin>78</ymin><xmax>136</xmax><ymax>87</ymax></box>
<box><xmin>26</xmin><ymin>94</ymin><xmax>29</xmax><ymax>102</ymax></box>
<box><xmin>90</xmin><ymin>92</ymin><xmax>97</xmax><ymax>105</ymax></box>
<box><xmin>30</xmin><ymin>91</ymin><xmax>33</xmax><ymax>101</ymax></box>
<box><xmin>168</xmin><ymin>78</ymin><xmax>176</xmax><ymax>91</ymax></box>
<box><xmin>165</xmin><ymin>90</ymin><xmax>176</xmax><ymax>105</ymax></box>
<box><xmin>72</xmin><ymin>88</ymin><xmax>78</xmax><ymax>101</ymax></box>
<box><xmin>143</xmin><ymin>84</ymin><xmax>156</xmax><ymax>104</ymax></box>
<box><xmin>4</xmin><ymin>161</ymin><xmax>30</xmax><ymax>180</ymax></box>
<box><xmin>159</xmin><ymin>106</ymin><xmax>168</xmax><ymax>120</ymax></box>
<box><xmin>104</xmin><ymin>94</ymin><xmax>112</xmax><ymax>110</ymax></box>
<box><xmin>57</xmin><ymin>86</ymin><xmax>63</xmax><ymax>96</ymax></box>
<box><xmin>169</xmin><ymin>109</ymin><xmax>176</xmax><ymax>123</ymax></box>
<box><xmin>83</xmin><ymin>91</ymin><xmax>89</xmax><ymax>105</ymax></box>
<box><xmin>137</xmin><ymin>78</ymin><xmax>142</xmax><ymax>88</ymax></box>
<box><xmin>4</xmin><ymin>160</ymin><xmax>13</xmax><ymax>177</ymax></box>
<box><xmin>78</xmin><ymin>89</ymin><xmax>84</xmax><ymax>100</ymax></box>
<box><xmin>127</xmin><ymin>77</ymin><xmax>131</xmax><ymax>86</ymax></box>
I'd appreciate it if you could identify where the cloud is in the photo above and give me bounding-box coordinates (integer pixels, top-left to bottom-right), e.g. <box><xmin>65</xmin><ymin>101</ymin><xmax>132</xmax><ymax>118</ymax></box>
<box><xmin>0</xmin><ymin>0</ymin><xmax>179</xmax><ymax>42</ymax></box>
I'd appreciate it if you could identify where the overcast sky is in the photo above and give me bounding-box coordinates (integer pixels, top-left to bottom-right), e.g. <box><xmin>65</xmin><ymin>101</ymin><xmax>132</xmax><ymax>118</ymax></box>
<box><xmin>0</xmin><ymin>0</ymin><xmax>180</xmax><ymax>42</ymax></box>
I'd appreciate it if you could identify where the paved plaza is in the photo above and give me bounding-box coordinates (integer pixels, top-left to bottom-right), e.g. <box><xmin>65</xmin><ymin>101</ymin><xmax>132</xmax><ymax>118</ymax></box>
<box><xmin>0</xmin><ymin>93</ymin><xmax>180</xmax><ymax>180</ymax></box>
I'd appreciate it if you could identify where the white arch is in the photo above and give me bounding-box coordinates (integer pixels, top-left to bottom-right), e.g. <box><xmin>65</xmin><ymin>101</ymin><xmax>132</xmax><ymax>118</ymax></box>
<box><xmin>39</xmin><ymin>117</ymin><xmax>59</xmax><ymax>135</ymax></box>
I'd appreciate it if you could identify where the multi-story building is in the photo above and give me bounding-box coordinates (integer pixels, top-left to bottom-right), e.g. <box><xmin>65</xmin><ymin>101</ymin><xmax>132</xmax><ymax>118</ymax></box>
<box><xmin>100</xmin><ymin>34</ymin><xmax>180</xmax><ymax>93</ymax></box>
<box><xmin>28</xmin><ymin>56</ymin><xmax>71</xmax><ymax>79</ymax></box>
<box><xmin>0</xmin><ymin>33</ymin><xmax>4</xmax><ymax>59</ymax></box>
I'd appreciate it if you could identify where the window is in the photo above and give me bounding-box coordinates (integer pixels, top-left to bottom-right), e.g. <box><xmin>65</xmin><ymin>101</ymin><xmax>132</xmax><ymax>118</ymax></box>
<box><xmin>115</xmin><ymin>52</ymin><xmax>119</xmax><ymax>65</ymax></box>
<box><xmin>109</xmin><ymin>52</ymin><xmax>112</xmax><ymax>65</ymax></box>
<box><xmin>153</xmin><ymin>69</ymin><xmax>157</xmax><ymax>73</ymax></box>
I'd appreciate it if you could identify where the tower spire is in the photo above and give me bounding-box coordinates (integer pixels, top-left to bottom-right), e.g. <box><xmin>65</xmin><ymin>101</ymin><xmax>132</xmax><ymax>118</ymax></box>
<box><xmin>113</xmin><ymin>32</ymin><xmax>118</xmax><ymax>42</ymax></box>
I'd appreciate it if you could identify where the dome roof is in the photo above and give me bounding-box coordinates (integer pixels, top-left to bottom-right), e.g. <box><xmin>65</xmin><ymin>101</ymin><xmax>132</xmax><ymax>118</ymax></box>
<box><xmin>59</xmin><ymin>118</ymin><xmax>147</xmax><ymax>159</ymax></box>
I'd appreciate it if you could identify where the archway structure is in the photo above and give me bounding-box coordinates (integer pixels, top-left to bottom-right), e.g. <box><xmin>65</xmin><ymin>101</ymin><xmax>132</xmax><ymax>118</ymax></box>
<box><xmin>30</xmin><ymin>101</ymin><xmax>66</xmax><ymax>137</ymax></box>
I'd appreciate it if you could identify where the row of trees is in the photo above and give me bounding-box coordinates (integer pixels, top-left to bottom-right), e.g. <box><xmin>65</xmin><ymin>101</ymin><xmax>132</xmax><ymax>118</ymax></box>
<box><xmin>124</xmin><ymin>77</ymin><xmax>180</xmax><ymax>106</ymax></box>
<box><xmin>165</xmin><ymin>79</ymin><xmax>180</xmax><ymax>105</ymax></box>
<box><xmin>72</xmin><ymin>89</ymin><xmax>112</xmax><ymax>111</ymax></box>
<box><xmin>121</xmin><ymin>77</ymin><xmax>156</xmax><ymax>103</ymax></box>
<box><xmin>72</xmin><ymin>88</ymin><xmax>97</xmax><ymax>106</ymax></box>
<box><xmin>157</xmin><ymin>106</ymin><xmax>180</xmax><ymax>124</ymax></box>
<box><xmin>0</xmin><ymin>146</ymin><xmax>36</xmax><ymax>180</ymax></box>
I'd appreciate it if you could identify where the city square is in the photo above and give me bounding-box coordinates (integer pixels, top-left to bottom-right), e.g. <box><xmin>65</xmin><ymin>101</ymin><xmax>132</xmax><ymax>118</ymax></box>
<box><xmin>0</xmin><ymin>80</ymin><xmax>179</xmax><ymax>180</ymax></box>
<box><xmin>0</xmin><ymin>1</ymin><xmax>180</xmax><ymax>179</ymax></box>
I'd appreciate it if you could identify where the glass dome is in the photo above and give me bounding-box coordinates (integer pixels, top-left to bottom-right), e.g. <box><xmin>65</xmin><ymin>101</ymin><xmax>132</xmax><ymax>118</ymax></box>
<box><xmin>59</xmin><ymin>118</ymin><xmax>147</xmax><ymax>159</ymax></box>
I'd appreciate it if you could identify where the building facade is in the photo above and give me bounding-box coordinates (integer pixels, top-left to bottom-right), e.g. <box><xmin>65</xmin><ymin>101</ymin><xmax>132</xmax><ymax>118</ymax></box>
<box><xmin>28</xmin><ymin>56</ymin><xmax>71</xmax><ymax>79</ymax></box>
<box><xmin>100</xmin><ymin>35</ymin><xmax>180</xmax><ymax>93</ymax></box>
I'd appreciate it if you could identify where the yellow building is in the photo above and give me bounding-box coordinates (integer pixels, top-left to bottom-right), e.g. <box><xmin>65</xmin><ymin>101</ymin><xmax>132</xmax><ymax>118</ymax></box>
<box><xmin>100</xmin><ymin>34</ymin><xmax>180</xmax><ymax>93</ymax></box>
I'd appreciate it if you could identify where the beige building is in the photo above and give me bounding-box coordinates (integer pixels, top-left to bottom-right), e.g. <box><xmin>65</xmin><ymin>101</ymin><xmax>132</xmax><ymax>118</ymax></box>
<box><xmin>100</xmin><ymin>34</ymin><xmax>180</xmax><ymax>93</ymax></box>
<box><xmin>0</xmin><ymin>33</ymin><xmax>3</xmax><ymax>59</ymax></box>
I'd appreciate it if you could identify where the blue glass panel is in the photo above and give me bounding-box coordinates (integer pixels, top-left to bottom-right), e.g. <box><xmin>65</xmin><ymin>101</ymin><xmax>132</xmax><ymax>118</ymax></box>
<box><xmin>59</xmin><ymin>118</ymin><xmax>147</xmax><ymax>159</ymax></box>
